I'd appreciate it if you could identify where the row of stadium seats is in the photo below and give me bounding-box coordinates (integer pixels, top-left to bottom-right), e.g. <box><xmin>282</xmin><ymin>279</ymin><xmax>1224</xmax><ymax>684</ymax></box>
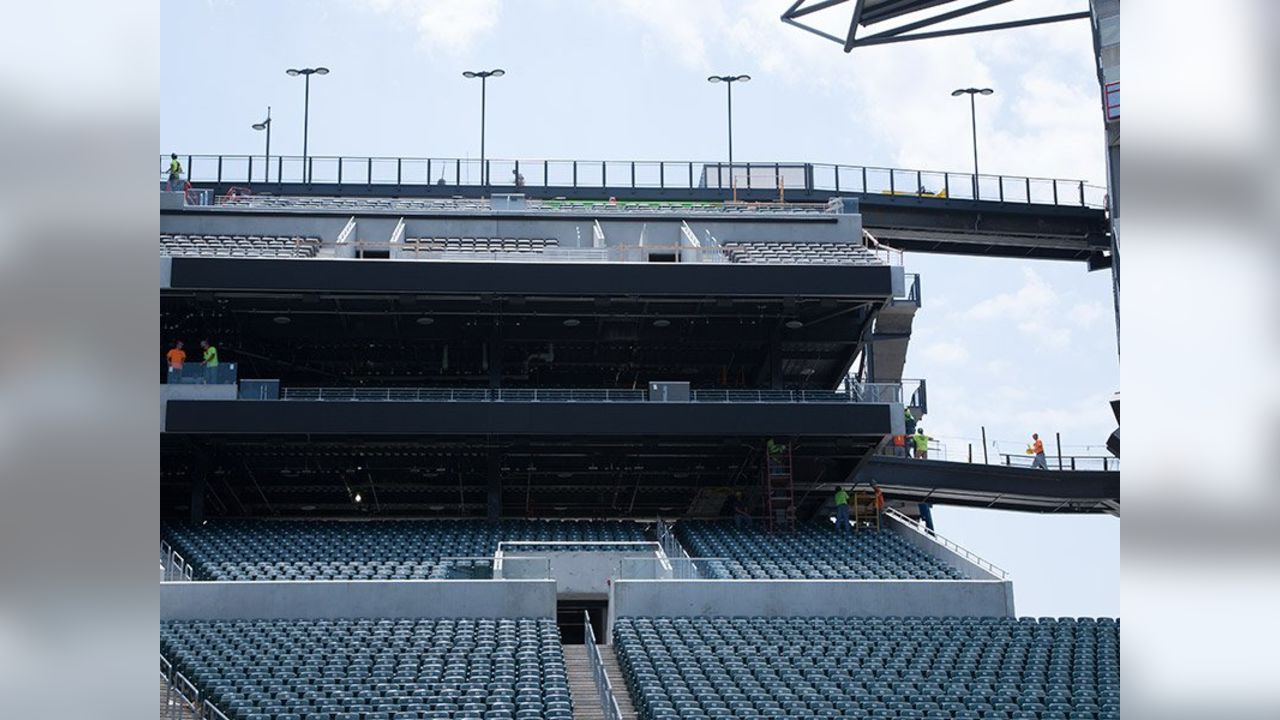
<box><xmin>163</xmin><ymin>617</ymin><xmax>571</xmax><ymax>720</ymax></box>
<box><xmin>720</xmin><ymin>241</ymin><xmax>883</xmax><ymax>266</ymax></box>
<box><xmin>614</xmin><ymin>616</ymin><xmax>1119</xmax><ymax>720</ymax></box>
<box><xmin>218</xmin><ymin>196</ymin><xmax>493</xmax><ymax>212</ymax></box>
<box><xmin>161</xmin><ymin>234</ymin><xmax>320</xmax><ymax>258</ymax></box>
<box><xmin>212</xmin><ymin>195</ymin><xmax>827</xmax><ymax>215</ymax></box>
<box><xmin>404</xmin><ymin>237</ymin><xmax>558</xmax><ymax>254</ymax></box>
<box><xmin>163</xmin><ymin>519</ymin><xmax>650</xmax><ymax>581</ymax></box>
<box><xmin>675</xmin><ymin>521</ymin><xmax>967</xmax><ymax>580</ymax></box>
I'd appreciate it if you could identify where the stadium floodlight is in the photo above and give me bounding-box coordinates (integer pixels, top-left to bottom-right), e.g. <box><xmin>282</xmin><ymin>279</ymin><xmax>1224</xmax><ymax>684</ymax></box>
<box><xmin>462</xmin><ymin>69</ymin><xmax>506</xmax><ymax>187</ymax></box>
<box><xmin>707</xmin><ymin>74</ymin><xmax>750</xmax><ymax>171</ymax></box>
<box><xmin>251</xmin><ymin>106</ymin><xmax>272</xmax><ymax>183</ymax></box>
<box><xmin>286</xmin><ymin>67</ymin><xmax>330</xmax><ymax>182</ymax></box>
<box><xmin>951</xmin><ymin>87</ymin><xmax>993</xmax><ymax>199</ymax></box>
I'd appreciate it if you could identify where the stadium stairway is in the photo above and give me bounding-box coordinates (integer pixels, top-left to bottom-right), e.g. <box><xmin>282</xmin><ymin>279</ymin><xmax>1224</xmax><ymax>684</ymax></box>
<box><xmin>564</xmin><ymin>643</ymin><xmax>637</xmax><ymax>720</ymax></box>
<box><xmin>159</xmin><ymin>678</ymin><xmax>197</xmax><ymax>720</ymax></box>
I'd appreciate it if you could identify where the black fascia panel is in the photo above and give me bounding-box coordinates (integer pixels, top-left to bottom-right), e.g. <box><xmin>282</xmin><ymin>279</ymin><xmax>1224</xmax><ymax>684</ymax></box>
<box><xmin>167</xmin><ymin>257</ymin><xmax>896</xmax><ymax>299</ymax></box>
<box><xmin>165</xmin><ymin>399</ymin><xmax>894</xmax><ymax>437</ymax></box>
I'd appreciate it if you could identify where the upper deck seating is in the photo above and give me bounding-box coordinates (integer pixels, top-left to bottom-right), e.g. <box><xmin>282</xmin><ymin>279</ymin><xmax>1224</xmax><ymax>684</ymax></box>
<box><xmin>404</xmin><ymin>237</ymin><xmax>559</xmax><ymax>255</ymax></box>
<box><xmin>163</xmin><ymin>617</ymin><xmax>571</xmax><ymax>720</ymax></box>
<box><xmin>161</xmin><ymin>234</ymin><xmax>320</xmax><ymax>258</ymax></box>
<box><xmin>614</xmin><ymin>616</ymin><xmax>1120</xmax><ymax>720</ymax></box>
<box><xmin>675</xmin><ymin>521</ymin><xmax>967</xmax><ymax>580</ymax></box>
<box><xmin>163</xmin><ymin>519</ymin><xmax>650</xmax><ymax>581</ymax></box>
<box><xmin>720</xmin><ymin>240</ymin><xmax>882</xmax><ymax>265</ymax></box>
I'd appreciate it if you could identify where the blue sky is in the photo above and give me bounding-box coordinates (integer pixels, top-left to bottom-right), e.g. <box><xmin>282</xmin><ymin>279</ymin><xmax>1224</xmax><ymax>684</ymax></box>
<box><xmin>161</xmin><ymin>0</ymin><xmax>1119</xmax><ymax>617</ymax></box>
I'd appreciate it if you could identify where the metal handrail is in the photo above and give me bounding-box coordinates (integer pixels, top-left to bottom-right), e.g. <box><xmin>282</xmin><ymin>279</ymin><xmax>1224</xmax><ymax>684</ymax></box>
<box><xmin>163</xmin><ymin>153</ymin><xmax>1108</xmax><ymax>209</ymax></box>
<box><xmin>583</xmin><ymin>610</ymin><xmax>625</xmax><ymax>720</ymax></box>
<box><xmin>883</xmin><ymin>506</ymin><xmax>1009</xmax><ymax>580</ymax></box>
<box><xmin>998</xmin><ymin>452</ymin><xmax>1119</xmax><ymax>471</ymax></box>
<box><xmin>655</xmin><ymin>517</ymin><xmax>692</xmax><ymax>564</ymax></box>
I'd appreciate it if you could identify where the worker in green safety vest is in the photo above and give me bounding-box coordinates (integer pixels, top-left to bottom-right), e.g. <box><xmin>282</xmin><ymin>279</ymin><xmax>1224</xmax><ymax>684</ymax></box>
<box><xmin>833</xmin><ymin>486</ymin><xmax>850</xmax><ymax>531</ymax></box>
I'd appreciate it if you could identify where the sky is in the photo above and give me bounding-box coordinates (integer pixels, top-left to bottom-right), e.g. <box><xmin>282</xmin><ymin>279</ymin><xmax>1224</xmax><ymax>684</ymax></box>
<box><xmin>160</xmin><ymin>0</ymin><xmax>1119</xmax><ymax>617</ymax></box>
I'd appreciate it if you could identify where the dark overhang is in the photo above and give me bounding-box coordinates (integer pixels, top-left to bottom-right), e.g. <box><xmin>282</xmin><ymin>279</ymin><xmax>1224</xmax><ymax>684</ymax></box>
<box><xmin>165</xmin><ymin>257</ymin><xmax>896</xmax><ymax>298</ymax></box>
<box><xmin>164</xmin><ymin>399</ymin><xmax>895</xmax><ymax>437</ymax></box>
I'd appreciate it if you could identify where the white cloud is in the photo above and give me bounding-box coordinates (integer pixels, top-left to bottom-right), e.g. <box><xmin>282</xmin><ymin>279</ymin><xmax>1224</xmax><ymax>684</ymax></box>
<box><xmin>1069</xmin><ymin>301</ymin><xmax>1106</xmax><ymax>328</ymax></box>
<box><xmin>921</xmin><ymin>340</ymin><xmax>970</xmax><ymax>366</ymax></box>
<box><xmin>356</xmin><ymin>0</ymin><xmax>502</xmax><ymax>54</ymax></box>
<box><xmin>967</xmin><ymin>266</ymin><xmax>1073</xmax><ymax>349</ymax></box>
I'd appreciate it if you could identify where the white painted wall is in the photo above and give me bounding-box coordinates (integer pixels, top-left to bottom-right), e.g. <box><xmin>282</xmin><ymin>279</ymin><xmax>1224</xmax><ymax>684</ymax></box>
<box><xmin>607</xmin><ymin>579</ymin><xmax>1015</xmax><ymax>642</ymax></box>
<box><xmin>161</xmin><ymin>579</ymin><xmax>557</xmax><ymax>620</ymax></box>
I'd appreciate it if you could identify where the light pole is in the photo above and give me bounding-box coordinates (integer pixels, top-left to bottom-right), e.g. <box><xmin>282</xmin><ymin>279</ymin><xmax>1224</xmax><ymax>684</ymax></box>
<box><xmin>707</xmin><ymin>74</ymin><xmax>750</xmax><ymax>183</ymax></box>
<box><xmin>252</xmin><ymin>107</ymin><xmax>271</xmax><ymax>183</ymax></box>
<box><xmin>951</xmin><ymin>87</ymin><xmax>993</xmax><ymax>199</ymax></box>
<box><xmin>462</xmin><ymin>68</ymin><xmax>505</xmax><ymax>187</ymax></box>
<box><xmin>286</xmin><ymin>66</ymin><xmax>329</xmax><ymax>182</ymax></box>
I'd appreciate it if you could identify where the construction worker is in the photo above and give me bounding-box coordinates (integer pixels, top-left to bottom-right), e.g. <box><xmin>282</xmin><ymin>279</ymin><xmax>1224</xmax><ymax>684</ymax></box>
<box><xmin>200</xmin><ymin>339</ymin><xmax>219</xmax><ymax>384</ymax></box>
<box><xmin>165</xmin><ymin>340</ymin><xmax>186</xmax><ymax>381</ymax></box>
<box><xmin>1029</xmin><ymin>433</ymin><xmax>1048</xmax><ymax>470</ymax></box>
<box><xmin>871</xmin><ymin>482</ymin><xmax>887</xmax><ymax>526</ymax></box>
<box><xmin>167</xmin><ymin>153</ymin><xmax>183</xmax><ymax>191</ymax></box>
<box><xmin>911</xmin><ymin>428</ymin><xmax>933</xmax><ymax>459</ymax></box>
<box><xmin>833</xmin><ymin>486</ymin><xmax>850</xmax><ymax>531</ymax></box>
<box><xmin>904</xmin><ymin>407</ymin><xmax>917</xmax><ymax>436</ymax></box>
<box><xmin>918</xmin><ymin>502</ymin><xmax>935</xmax><ymax>534</ymax></box>
<box><xmin>767</xmin><ymin>437</ymin><xmax>785</xmax><ymax>458</ymax></box>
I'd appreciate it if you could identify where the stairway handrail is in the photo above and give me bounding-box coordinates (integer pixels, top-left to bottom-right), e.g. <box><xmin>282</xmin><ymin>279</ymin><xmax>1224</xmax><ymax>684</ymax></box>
<box><xmin>583</xmin><ymin>610</ymin><xmax>626</xmax><ymax>720</ymax></box>
<box><xmin>883</xmin><ymin>506</ymin><xmax>1009</xmax><ymax>579</ymax></box>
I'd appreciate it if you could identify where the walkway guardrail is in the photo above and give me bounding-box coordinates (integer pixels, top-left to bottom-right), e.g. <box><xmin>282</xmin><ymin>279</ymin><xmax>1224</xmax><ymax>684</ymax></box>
<box><xmin>883</xmin><ymin>506</ymin><xmax>1009</xmax><ymax>580</ymax></box>
<box><xmin>279</xmin><ymin>384</ymin><xmax>906</xmax><ymax>404</ymax></box>
<box><xmin>583</xmin><ymin>610</ymin><xmax>626</xmax><ymax>720</ymax></box>
<box><xmin>166</xmin><ymin>362</ymin><xmax>238</xmax><ymax>386</ymax></box>
<box><xmin>162</xmin><ymin>154</ymin><xmax>1108</xmax><ymax>209</ymax></box>
<box><xmin>998</xmin><ymin>453</ymin><xmax>1119</xmax><ymax>471</ymax></box>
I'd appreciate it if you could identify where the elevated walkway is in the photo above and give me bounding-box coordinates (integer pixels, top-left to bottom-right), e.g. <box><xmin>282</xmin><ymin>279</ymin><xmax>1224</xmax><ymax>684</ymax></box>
<box><xmin>852</xmin><ymin>455</ymin><xmax>1119</xmax><ymax>514</ymax></box>
<box><xmin>168</xmin><ymin>153</ymin><xmax>1111</xmax><ymax>263</ymax></box>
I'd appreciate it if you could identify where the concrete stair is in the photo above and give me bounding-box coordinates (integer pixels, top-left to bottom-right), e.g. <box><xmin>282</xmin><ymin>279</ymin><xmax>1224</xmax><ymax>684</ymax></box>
<box><xmin>563</xmin><ymin>643</ymin><xmax>637</xmax><ymax>720</ymax></box>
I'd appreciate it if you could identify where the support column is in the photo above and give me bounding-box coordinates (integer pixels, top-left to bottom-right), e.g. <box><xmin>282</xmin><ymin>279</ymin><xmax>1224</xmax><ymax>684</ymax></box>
<box><xmin>190</xmin><ymin>455</ymin><xmax>210</xmax><ymax>525</ymax></box>
<box><xmin>488</xmin><ymin>336</ymin><xmax>503</xmax><ymax>389</ymax></box>
<box><xmin>486</xmin><ymin>448</ymin><xmax>502</xmax><ymax>519</ymax></box>
<box><xmin>769</xmin><ymin>339</ymin><xmax>784</xmax><ymax>390</ymax></box>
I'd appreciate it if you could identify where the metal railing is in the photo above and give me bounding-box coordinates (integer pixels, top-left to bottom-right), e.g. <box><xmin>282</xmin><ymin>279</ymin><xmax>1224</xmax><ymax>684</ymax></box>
<box><xmin>655</xmin><ymin>517</ymin><xmax>692</xmax><ymax>564</ymax></box>
<box><xmin>161</xmin><ymin>654</ymin><xmax>232</xmax><ymax>720</ymax></box>
<box><xmin>162</xmin><ymin>154</ymin><xmax>1108</xmax><ymax>209</ymax></box>
<box><xmin>998</xmin><ymin>452</ymin><xmax>1119</xmax><ymax>471</ymax></box>
<box><xmin>279</xmin><ymin>384</ymin><xmax>905</xmax><ymax>404</ymax></box>
<box><xmin>896</xmin><ymin>273</ymin><xmax>922</xmax><ymax>305</ymax></box>
<box><xmin>883</xmin><ymin>506</ymin><xmax>1009</xmax><ymax>580</ymax></box>
<box><xmin>160</xmin><ymin>541</ymin><xmax>194</xmax><ymax>582</ymax></box>
<box><xmin>165</xmin><ymin>362</ymin><xmax>238</xmax><ymax>386</ymax></box>
<box><xmin>583</xmin><ymin>610</ymin><xmax>626</xmax><ymax>720</ymax></box>
<box><xmin>617</xmin><ymin>556</ymin><xmax>736</xmax><ymax>580</ymax></box>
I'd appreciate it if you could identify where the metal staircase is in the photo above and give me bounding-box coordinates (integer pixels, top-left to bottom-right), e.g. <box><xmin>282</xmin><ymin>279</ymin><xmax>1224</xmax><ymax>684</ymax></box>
<box><xmin>763</xmin><ymin>441</ymin><xmax>796</xmax><ymax>531</ymax></box>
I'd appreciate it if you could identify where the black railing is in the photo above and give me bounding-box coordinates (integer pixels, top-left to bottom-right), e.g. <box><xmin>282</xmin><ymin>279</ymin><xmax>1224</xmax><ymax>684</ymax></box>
<box><xmin>162</xmin><ymin>154</ymin><xmax>1108</xmax><ymax>209</ymax></box>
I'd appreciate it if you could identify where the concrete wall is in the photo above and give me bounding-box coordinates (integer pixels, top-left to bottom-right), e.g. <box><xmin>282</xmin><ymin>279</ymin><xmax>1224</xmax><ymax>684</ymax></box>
<box><xmin>161</xmin><ymin>580</ymin><xmax>557</xmax><ymax>621</ymax></box>
<box><xmin>608</xmin><ymin>579</ymin><xmax>1015</xmax><ymax>641</ymax></box>
<box><xmin>886</xmin><ymin>518</ymin><xmax>1002</xmax><ymax>581</ymax></box>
